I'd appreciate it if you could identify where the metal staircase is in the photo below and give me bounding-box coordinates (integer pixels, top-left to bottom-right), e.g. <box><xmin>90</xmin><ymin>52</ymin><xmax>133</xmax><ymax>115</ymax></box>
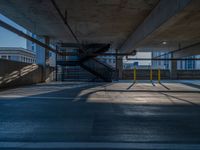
<box><xmin>56</xmin><ymin>44</ymin><xmax>116</xmax><ymax>82</ymax></box>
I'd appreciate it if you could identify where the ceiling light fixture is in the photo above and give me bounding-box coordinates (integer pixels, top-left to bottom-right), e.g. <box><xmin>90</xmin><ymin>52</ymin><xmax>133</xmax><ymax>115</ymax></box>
<box><xmin>162</xmin><ymin>41</ymin><xmax>167</xmax><ymax>45</ymax></box>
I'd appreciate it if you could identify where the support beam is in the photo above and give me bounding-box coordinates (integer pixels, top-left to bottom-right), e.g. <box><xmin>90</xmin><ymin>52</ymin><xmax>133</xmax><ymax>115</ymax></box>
<box><xmin>125</xmin><ymin>58</ymin><xmax>200</xmax><ymax>61</ymax></box>
<box><xmin>174</xmin><ymin>43</ymin><xmax>200</xmax><ymax>58</ymax></box>
<box><xmin>0</xmin><ymin>19</ymin><xmax>58</xmax><ymax>54</ymax></box>
<box><xmin>170</xmin><ymin>54</ymin><xmax>177</xmax><ymax>80</ymax></box>
<box><xmin>36</xmin><ymin>36</ymin><xmax>50</xmax><ymax>82</ymax></box>
<box><xmin>51</xmin><ymin>0</ymin><xmax>81</xmax><ymax>48</ymax></box>
<box><xmin>116</xmin><ymin>49</ymin><xmax>123</xmax><ymax>80</ymax></box>
<box><xmin>153</xmin><ymin>42</ymin><xmax>200</xmax><ymax>59</ymax></box>
<box><xmin>119</xmin><ymin>0</ymin><xmax>191</xmax><ymax>53</ymax></box>
<box><xmin>117</xmin><ymin>58</ymin><xmax>123</xmax><ymax>80</ymax></box>
<box><xmin>60</xmin><ymin>43</ymin><xmax>82</xmax><ymax>48</ymax></box>
<box><xmin>45</xmin><ymin>36</ymin><xmax>50</xmax><ymax>66</ymax></box>
<box><xmin>59</xmin><ymin>52</ymin><xmax>136</xmax><ymax>57</ymax></box>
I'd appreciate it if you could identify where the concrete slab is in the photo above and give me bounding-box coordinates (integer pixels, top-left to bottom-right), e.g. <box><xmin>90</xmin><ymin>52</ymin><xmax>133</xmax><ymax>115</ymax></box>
<box><xmin>0</xmin><ymin>81</ymin><xmax>200</xmax><ymax>149</ymax></box>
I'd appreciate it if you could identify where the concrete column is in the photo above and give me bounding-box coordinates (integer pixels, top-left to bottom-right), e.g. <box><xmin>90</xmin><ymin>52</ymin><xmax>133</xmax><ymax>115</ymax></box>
<box><xmin>36</xmin><ymin>36</ymin><xmax>50</xmax><ymax>82</ymax></box>
<box><xmin>116</xmin><ymin>50</ymin><xmax>123</xmax><ymax>80</ymax></box>
<box><xmin>36</xmin><ymin>36</ymin><xmax>49</xmax><ymax>65</ymax></box>
<box><xmin>44</xmin><ymin>36</ymin><xmax>50</xmax><ymax>66</ymax></box>
<box><xmin>44</xmin><ymin>36</ymin><xmax>50</xmax><ymax>82</ymax></box>
<box><xmin>170</xmin><ymin>53</ymin><xmax>177</xmax><ymax>79</ymax></box>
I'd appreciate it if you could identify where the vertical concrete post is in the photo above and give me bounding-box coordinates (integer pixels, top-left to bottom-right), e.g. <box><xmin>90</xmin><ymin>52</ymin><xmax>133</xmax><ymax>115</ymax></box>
<box><xmin>36</xmin><ymin>38</ymin><xmax>45</xmax><ymax>66</ymax></box>
<box><xmin>170</xmin><ymin>53</ymin><xmax>177</xmax><ymax>80</ymax></box>
<box><xmin>44</xmin><ymin>36</ymin><xmax>50</xmax><ymax>67</ymax></box>
<box><xmin>36</xmin><ymin>36</ymin><xmax>50</xmax><ymax>82</ymax></box>
<box><xmin>55</xmin><ymin>46</ymin><xmax>58</xmax><ymax>81</ymax></box>
<box><xmin>115</xmin><ymin>49</ymin><xmax>123</xmax><ymax>80</ymax></box>
<box><xmin>44</xmin><ymin>36</ymin><xmax>50</xmax><ymax>82</ymax></box>
<box><xmin>117</xmin><ymin>58</ymin><xmax>123</xmax><ymax>80</ymax></box>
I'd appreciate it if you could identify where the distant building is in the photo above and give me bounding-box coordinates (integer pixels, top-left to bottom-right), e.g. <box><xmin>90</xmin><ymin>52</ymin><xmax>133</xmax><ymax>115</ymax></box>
<box><xmin>26</xmin><ymin>31</ymin><xmax>56</xmax><ymax>67</ymax></box>
<box><xmin>152</xmin><ymin>52</ymin><xmax>200</xmax><ymax>70</ymax></box>
<box><xmin>123</xmin><ymin>52</ymin><xmax>152</xmax><ymax>69</ymax></box>
<box><xmin>151</xmin><ymin>52</ymin><xmax>171</xmax><ymax>69</ymax></box>
<box><xmin>0</xmin><ymin>47</ymin><xmax>36</xmax><ymax>63</ymax></box>
<box><xmin>123</xmin><ymin>62</ymin><xmax>138</xmax><ymax>69</ymax></box>
<box><xmin>26</xmin><ymin>32</ymin><xmax>37</xmax><ymax>53</ymax></box>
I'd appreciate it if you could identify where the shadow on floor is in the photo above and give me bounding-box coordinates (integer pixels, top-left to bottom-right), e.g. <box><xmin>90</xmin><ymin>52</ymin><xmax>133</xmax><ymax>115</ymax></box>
<box><xmin>160</xmin><ymin>92</ymin><xmax>199</xmax><ymax>106</ymax></box>
<box><xmin>126</xmin><ymin>82</ymin><xmax>136</xmax><ymax>90</ymax></box>
<box><xmin>0</xmin><ymin>82</ymin><xmax>200</xmax><ymax>144</ymax></box>
<box><xmin>159</xmin><ymin>82</ymin><xmax>170</xmax><ymax>90</ymax></box>
<box><xmin>181</xmin><ymin>82</ymin><xmax>200</xmax><ymax>90</ymax></box>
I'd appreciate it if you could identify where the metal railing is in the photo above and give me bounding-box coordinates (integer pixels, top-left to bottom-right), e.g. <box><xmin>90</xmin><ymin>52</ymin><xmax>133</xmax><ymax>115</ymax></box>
<box><xmin>81</xmin><ymin>58</ymin><xmax>116</xmax><ymax>82</ymax></box>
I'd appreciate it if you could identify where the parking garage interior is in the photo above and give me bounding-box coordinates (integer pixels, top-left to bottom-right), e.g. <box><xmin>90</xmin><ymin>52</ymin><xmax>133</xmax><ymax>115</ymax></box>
<box><xmin>0</xmin><ymin>0</ymin><xmax>200</xmax><ymax>149</ymax></box>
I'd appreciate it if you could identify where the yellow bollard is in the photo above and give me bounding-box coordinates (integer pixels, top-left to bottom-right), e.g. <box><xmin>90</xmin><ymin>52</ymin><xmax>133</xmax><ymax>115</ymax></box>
<box><xmin>158</xmin><ymin>68</ymin><xmax>161</xmax><ymax>83</ymax></box>
<box><xmin>134</xmin><ymin>66</ymin><xmax>136</xmax><ymax>82</ymax></box>
<box><xmin>150</xmin><ymin>67</ymin><xmax>153</xmax><ymax>82</ymax></box>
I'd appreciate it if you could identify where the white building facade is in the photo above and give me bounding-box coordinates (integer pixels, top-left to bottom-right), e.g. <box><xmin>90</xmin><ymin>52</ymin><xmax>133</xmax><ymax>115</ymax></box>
<box><xmin>152</xmin><ymin>52</ymin><xmax>200</xmax><ymax>70</ymax></box>
<box><xmin>0</xmin><ymin>47</ymin><xmax>36</xmax><ymax>63</ymax></box>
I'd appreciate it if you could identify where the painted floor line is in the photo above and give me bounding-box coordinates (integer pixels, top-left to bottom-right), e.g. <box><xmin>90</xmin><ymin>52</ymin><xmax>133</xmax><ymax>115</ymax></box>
<box><xmin>0</xmin><ymin>142</ymin><xmax>200</xmax><ymax>149</ymax></box>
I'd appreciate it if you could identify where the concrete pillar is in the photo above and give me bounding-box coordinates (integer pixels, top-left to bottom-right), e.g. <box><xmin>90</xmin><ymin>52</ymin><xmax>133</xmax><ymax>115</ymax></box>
<box><xmin>170</xmin><ymin>53</ymin><xmax>177</xmax><ymax>79</ymax></box>
<box><xmin>36</xmin><ymin>36</ymin><xmax>50</xmax><ymax>82</ymax></box>
<box><xmin>44</xmin><ymin>36</ymin><xmax>50</xmax><ymax>82</ymax></box>
<box><xmin>116</xmin><ymin>49</ymin><xmax>123</xmax><ymax>80</ymax></box>
<box><xmin>44</xmin><ymin>36</ymin><xmax>50</xmax><ymax>66</ymax></box>
<box><xmin>36</xmin><ymin>44</ymin><xmax>45</xmax><ymax>66</ymax></box>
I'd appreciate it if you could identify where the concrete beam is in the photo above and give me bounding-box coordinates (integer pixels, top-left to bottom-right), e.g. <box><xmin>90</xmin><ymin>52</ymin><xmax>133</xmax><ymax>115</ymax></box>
<box><xmin>119</xmin><ymin>0</ymin><xmax>192</xmax><ymax>53</ymax></box>
<box><xmin>174</xmin><ymin>43</ymin><xmax>200</xmax><ymax>58</ymax></box>
<box><xmin>0</xmin><ymin>19</ymin><xmax>58</xmax><ymax>54</ymax></box>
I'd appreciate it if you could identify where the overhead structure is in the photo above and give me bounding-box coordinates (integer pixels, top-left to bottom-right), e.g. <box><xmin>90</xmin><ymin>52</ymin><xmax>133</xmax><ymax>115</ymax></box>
<box><xmin>0</xmin><ymin>0</ymin><xmax>159</xmax><ymax>50</ymax></box>
<box><xmin>0</xmin><ymin>0</ymin><xmax>200</xmax><ymax>81</ymax></box>
<box><xmin>0</xmin><ymin>0</ymin><xmax>199</xmax><ymax>56</ymax></box>
<box><xmin>119</xmin><ymin>0</ymin><xmax>193</xmax><ymax>52</ymax></box>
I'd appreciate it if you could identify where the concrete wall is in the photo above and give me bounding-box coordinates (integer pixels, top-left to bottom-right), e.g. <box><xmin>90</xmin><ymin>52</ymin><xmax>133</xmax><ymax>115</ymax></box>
<box><xmin>177</xmin><ymin>70</ymin><xmax>200</xmax><ymax>80</ymax></box>
<box><xmin>122</xmin><ymin>69</ymin><xmax>170</xmax><ymax>80</ymax></box>
<box><xmin>0</xmin><ymin>59</ymin><xmax>55</xmax><ymax>89</ymax></box>
<box><xmin>122</xmin><ymin>69</ymin><xmax>200</xmax><ymax>80</ymax></box>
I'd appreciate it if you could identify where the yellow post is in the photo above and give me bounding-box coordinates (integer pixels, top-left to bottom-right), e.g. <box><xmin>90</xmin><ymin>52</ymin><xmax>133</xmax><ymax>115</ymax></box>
<box><xmin>150</xmin><ymin>67</ymin><xmax>153</xmax><ymax>82</ymax></box>
<box><xmin>134</xmin><ymin>66</ymin><xmax>136</xmax><ymax>82</ymax></box>
<box><xmin>158</xmin><ymin>68</ymin><xmax>161</xmax><ymax>83</ymax></box>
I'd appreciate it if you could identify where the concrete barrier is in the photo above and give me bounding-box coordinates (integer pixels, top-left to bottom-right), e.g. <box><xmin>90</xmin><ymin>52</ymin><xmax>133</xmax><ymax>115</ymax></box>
<box><xmin>122</xmin><ymin>69</ymin><xmax>200</xmax><ymax>80</ymax></box>
<box><xmin>177</xmin><ymin>70</ymin><xmax>200</xmax><ymax>80</ymax></box>
<box><xmin>122</xmin><ymin>69</ymin><xmax>170</xmax><ymax>80</ymax></box>
<box><xmin>0</xmin><ymin>59</ymin><xmax>55</xmax><ymax>89</ymax></box>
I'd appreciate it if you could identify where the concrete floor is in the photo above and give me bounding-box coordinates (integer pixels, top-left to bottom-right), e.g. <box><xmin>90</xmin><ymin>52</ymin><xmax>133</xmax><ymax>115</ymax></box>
<box><xmin>0</xmin><ymin>81</ymin><xmax>200</xmax><ymax>149</ymax></box>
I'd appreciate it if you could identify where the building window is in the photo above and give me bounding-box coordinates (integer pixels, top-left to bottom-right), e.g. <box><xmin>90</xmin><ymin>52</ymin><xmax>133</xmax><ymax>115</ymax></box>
<box><xmin>11</xmin><ymin>56</ymin><xmax>18</xmax><ymax>61</ymax></box>
<box><xmin>1</xmin><ymin>55</ymin><xmax>7</xmax><ymax>59</ymax></box>
<box><xmin>32</xmin><ymin>45</ymin><xmax>35</xmax><ymax>51</ymax></box>
<box><xmin>185</xmin><ymin>56</ymin><xmax>195</xmax><ymax>70</ymax></box>
<box><xmin>180</xmin><ymin>60</ymin><xmax>183</xmax><ymax>70</ymax></box>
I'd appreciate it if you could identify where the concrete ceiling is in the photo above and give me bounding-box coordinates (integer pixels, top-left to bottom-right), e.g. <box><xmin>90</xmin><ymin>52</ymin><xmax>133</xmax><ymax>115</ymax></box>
<box><xmin>0</xmin><ymin>0</ymin><xmax>199</xmax><ymax>54</ymax></box>
<box><xmin>136</xmin><ymin>0</ymin><xmax>200</xmax><ymax>52</ymax></box>
<box><xmin>0</xmin><ymin>0</ymin><xmax>159</xmax><ymax>50</ymax></box>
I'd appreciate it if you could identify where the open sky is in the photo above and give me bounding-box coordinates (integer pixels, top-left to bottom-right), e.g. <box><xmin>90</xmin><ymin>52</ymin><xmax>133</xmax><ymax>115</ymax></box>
<box><xmin>0</xmin><ymin>14</ymin><xmax>26</xmax><ymax>48</ymax></box>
